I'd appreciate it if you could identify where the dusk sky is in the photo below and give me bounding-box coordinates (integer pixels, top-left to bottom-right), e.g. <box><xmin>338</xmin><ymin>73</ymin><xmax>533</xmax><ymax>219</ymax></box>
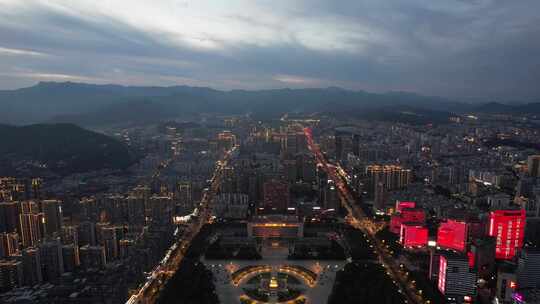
<box><xmin>1</xmin><ymin>0</ymin><xmax>539</xmax><ymax>100</ymax></box>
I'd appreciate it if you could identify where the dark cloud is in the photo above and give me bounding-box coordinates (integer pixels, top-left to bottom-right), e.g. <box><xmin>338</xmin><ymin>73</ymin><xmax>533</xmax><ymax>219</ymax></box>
<box><xmin>0</xmin><ymin>0</ymin><xmax>539</xmax><ymax>101</ymax></box>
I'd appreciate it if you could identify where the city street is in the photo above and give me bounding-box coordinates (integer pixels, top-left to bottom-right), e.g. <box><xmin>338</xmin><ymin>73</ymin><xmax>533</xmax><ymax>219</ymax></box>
<box><xmin>303</xmin><ymin>127</ymin><xmax>426</xmax><ymax>304</ymax></box>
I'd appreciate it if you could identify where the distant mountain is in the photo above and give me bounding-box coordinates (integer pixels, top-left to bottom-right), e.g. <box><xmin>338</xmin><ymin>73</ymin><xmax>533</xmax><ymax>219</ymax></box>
<box><xmin>0</xmin><ymin>123</ymin><xmax>137</xmax><ymax>175</ymax></box>
<box><xmin>1</xmin><ymin>81</ymin><xmax>535</xmax><ymax>126</ymax></box>
<box><xmin>473</xmin><ymin>102</ymin><xmax>540</xmax><ymax>115</ymax></box>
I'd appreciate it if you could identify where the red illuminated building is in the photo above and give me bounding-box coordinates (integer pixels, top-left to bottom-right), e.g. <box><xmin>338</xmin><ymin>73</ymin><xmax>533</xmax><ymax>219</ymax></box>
<box><xmin>400</xmin><ymin>223</ymin><xmax>428</xmax><ymax>248</ymax></box>
<box><xmin>437</xmin><ymin>254</ymin><xmax>477</xmax><ymax>299</ymax></box>
<box><xmin>437</xmin><ymin>219</ymin><xmax>468</xmax><ymax>252</ymax></box>
<box><xmin>488</xmin><ymin>209</ymin><xmax>526</xmax><ymax>260</ymax></box>
<box><xmin>396</xmin><ymin>201</ymin><xmax>416</xmax><ymax>213</ymax></box>
<box><xmin>390</xmin><ymin>207</ymin><xmax>425</xmax><ymax>234</ymax></box>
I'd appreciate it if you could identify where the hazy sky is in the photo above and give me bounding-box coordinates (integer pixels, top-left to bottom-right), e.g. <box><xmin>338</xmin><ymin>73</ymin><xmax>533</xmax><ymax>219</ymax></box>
<box><xmin>0</xmin><ymin>0</ymin><xmax>539</xmax><ymax>100</ymax></box>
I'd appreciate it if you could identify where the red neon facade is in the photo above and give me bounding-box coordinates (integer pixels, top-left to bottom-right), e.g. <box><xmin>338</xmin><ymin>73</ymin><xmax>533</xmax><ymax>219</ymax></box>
<box><xmin>400</xmin><ymin>223</ymin><xmax>429</xmax><ymax>247</ymax></box>
<box><xmin>437</xmin><ymin>219</ymin><xmax>468</xmax><ymax>252</ymax></box>
<box><xmin>438</xmin><ymin>255</ymin><xmax>447</xmax><ymax>293</ymax></box>
<box><xmin>396</xmin><ymin>201</ymin><xmax>416</xmax><ymax>213</ymax></box>
<box><xmin>390</xmin><ymin>206</ymin><xmax>425</xmax><ymax>235</ymax></box>
<box><xmin>390</xmin><ymin>215</ymin><xmax>403</xmax><ymax>234</ymax></box>
<box><xmin>401</xmin><ymin>208</ymin><xmax>425</xmax><ymax>223</ymax></box>
<box><xmin>467</xmin><ymin>251</ymin><xmax>475</xmax><ymax>268</ymax></box>
<box><xmin>488</xmin><ymin>209</ymin><xmax>526</xmax><ymax>260</ymax></box>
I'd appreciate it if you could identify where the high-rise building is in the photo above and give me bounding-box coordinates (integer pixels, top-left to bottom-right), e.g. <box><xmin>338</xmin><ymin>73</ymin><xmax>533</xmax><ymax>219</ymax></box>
<box><xmin>296</xmin><ymin>153</ymin><xmax>316</xmax><ymax>183</ymax></box>
<box><xmin>80</xmin><ymin>245</ymin><xmax>106</xmax><ymax>270</ymax></box>
<box><xmin>0</xmin><ymin>260</ymin><xmax>23</xmax><ymax>292</ymax></box>
<box><xmin>322</xmin><ymin>181</ymin><xmax>339</xmax><ymax>211</ymax></box>
<box><xmin>127</xmin><ymin>196</ymin><xmax>145</xmax><ymax>226</ymax></box>
<box><xmin>39</xmin><ymin>239</ymin><xmax>64</xmax><ymax>282</ymax></box>
<box><xmin>19</xmin><ymin>212</ymin><xmax>44</xmax><ymax>248</ymax></box>
<box><xmin>79</xmin><ymin>197</ymin><xmax>100</xmax><ymax>222</ymax></box>
<box><xmin>262</xmin><ymin>180</ymin><xmax>290</xmax><ymax>212</ymax></box>
<box><xmin>20</xmin><ymin>200</ymin><xmax>39</xmax><ymax>214</ymax></box>
<box><xmin>496</xmin><ymin>263</ymin><xmax>517</xmax><ymax>304</ymax></box>
<box><xmin>365</xmin><ymin>165</ymin><xmax>412</xmax><ymax>206</ymax></box>
<box><xmin>42</xmin><ymin>199</ymin><xmax>62</xmax><ymax>237</ymax></box>
<box><xmin>78</xmin><ymin>221</ymin><xmax>96</xmax><ymax>246</ymax></box>
<box><xmin>283</xmin><ymin>159</ymin><xmax>297</xmax><ymax>183</ymax></box>
<box><xmin>488</xmin><ymin>209</ymin><xmax>526</xmax><ymax>260</ymax></box>
<box><xmin>527</xmin><ymin>155</ymin><xmax>540</xmax><ymax>177</ymax></box>
<box><xmin>0</xmin><ymin>232</ymin><xmax>19</xmax><ymax>258</ymax></box>
<box><xmin>390</xmin><ymin>207</ymin><xmax>425</xmax><ymax>234</ymax></box>
<box><xmin>217</xmin><ymin>131</ymin><xmax>236</xmax><ymax>151</ymax></box>
<box><xmin>96</xmin><ymin>224</ymin><xmax>118</xmax><ymax>262</ymax></box>
<box><xmin>0</xmin><ymin>202</ymin><xmax>20</xmax><ymax>233</ymax></box>
<box><xmin>469</xmin><ymin>237</ymin><xmax>496</xmax><ymax>279</ymax></box>
<box><xmin>374</xmin><ymin>181</ymin><xmax>387</xmax><ymax>211</ymax></box>
<box><xmin>517</xmin><ymin>247</ymin><xmax>540</xmax><ymax>290</ymax></box>
<box><xmin>395</xmin><ymin>201</ymin><xmax>416</xmax><ymax>213</ymax></box>
<box><xmin>437</xmin><ymin>254</ymin><xmax>477</xmax><ymax>303</ymax></box>
<box><xmin>101</xmin><ymin>194</ymin><xmax>128</xmax><ymax>224</ymax></box>
<box><xmin>487</xmin><ymin>193</ymin><xmax>511</xmax><ymax>210</ymax></box>
<box><xmin>62</xmin><ymin>244</ymin><xmax>80</xmax><ymax>273</ymax></box>
<box><xmin>149</xmin><ymin>196</ymin><xmax>174</xmax><ymax>226</ymax></box>
<box><xmin>21</xmin><ymin>247</ymin><xmax>42</xmax><ymax>286</ymax></box>
<box><xmin>60</xmin><ymin>225</ymin><xmax>78</xmax><ymax>246</ymax></box>
<box><xmin>437</xmin><ymin>219</ymin><xmax>468</xmax><ymax>252</ymax></box>
<box><xmin>400</xmin><ymin>223</ymin><xmax>428</xmax><ymax>248</ymax></box>
<box><xmin>212</xmin><ymin>193</ymin><xmax>249</xmax><ymax>219</ymax></box>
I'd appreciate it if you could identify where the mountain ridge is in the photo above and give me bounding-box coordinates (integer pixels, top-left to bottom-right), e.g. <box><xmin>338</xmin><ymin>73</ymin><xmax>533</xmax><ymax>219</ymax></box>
<box><xmin>1</xmin><ymin>82</ymin><xmax>538</xmax><ymax>126</ymax></box>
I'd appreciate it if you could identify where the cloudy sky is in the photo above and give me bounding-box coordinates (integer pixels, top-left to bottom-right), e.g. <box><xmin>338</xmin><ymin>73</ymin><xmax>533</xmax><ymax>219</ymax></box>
<box><xmin>0</xmin><ymin>0</ymin><xmax>539</xmax><ymax>101</ymax></box>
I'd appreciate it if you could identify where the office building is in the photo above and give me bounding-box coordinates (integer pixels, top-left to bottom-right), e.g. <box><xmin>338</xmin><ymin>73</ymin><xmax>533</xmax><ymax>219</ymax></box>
<box><xmin>80</xmin><ymin>245</ymin><xmax>106</xmax><ymax>270</ymax></box>
<box><xmin>496</xmin><ymin>263</ymin><xmax>517</xmax><ymax>304</ymax></box>
<box><xmin>0</xmin><ymin>260</ymin><xmax>23</xmax><ymax>292</ymax></box>
<box><xmin>42</xmin><ymin>199</ymin><xmax>62</xmax><ymax>237</ymax></box>
<box><xmin>527</xmin><ymin>155</ymin><xmax>540</xmax><ymax>177</ymax></box>
<box><xmin>149</xmin><ymin>196</ymin><xmax>175</xmax><ymax>226</ymax></box>
<box><xmin>0</xmin><ymin>232</ymin><xmax>19</xmax><ymax>257</ymax></box>
<box><xmin>78</xmin><ymin>221</ymin><xmax>96</xmax><ymax>246</ymax></box>
<box><xmin>0</xmin><ymin>202</ymin><xmax>20</xmax><ymax>233</ymax></box>
<box><xmin>438</xmin><ymin>219</ymin><xmax>468</xmax><ymax>252</ymax></box>
<box><xmin>488</xmin><ymin>209</ymin><xmax>526</xmax><ymax>260</ymax></box>
<box><xmin>262</xmin><ymin>180</ymin><xmax>290</xmax><ymax>212</ymax></box>
<box><xmin>96</xmin><ymin>224</ymin><xmax>119</xmax><ymax>262</ymax></box>
<box><xmin>39</xmin><ymin>239</ymin><xmax>64</xmax><ymax>282</ymax></box>
<box><xmin>127</xmin><ymin>196</ymin><xmax>145</xmax><ymax>226</ymax></box>
<box><xmin>438</xmin><ymin>254</ymin><xmax>477</xmax><ymax>303</ymax></box>
<box><xmin>62</xmin><ymin>244</ymin><xmax>80</xmax><ymax>273</ymax></box>
<box><xmin>21</xmin><ymin>247</ymin><xmax>42</xmax><ymax>286</ymax></box>
<box><xmin>517</xmin><ymin>247</ymin><xmax>540</xmax><ymax>290</ymax></box>
<box><xmin>400</xmin><ymin>223</ymin><xmax>428</xmax><ymax>248</ymax></box>
<box><xmin>19</xmin><ymin>212</ymin><xmax>44</xmax><ymax>248</ymax></box>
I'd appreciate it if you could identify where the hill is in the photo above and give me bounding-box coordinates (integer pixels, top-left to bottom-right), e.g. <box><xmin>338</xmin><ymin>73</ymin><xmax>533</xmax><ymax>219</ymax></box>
<box><xmin>0</xmin><ymin>123</ymin><xmax>136</xmax><ymax>175</ymax></box>
<box><xmin>0</xmin><ymin>82</ymin><xmax>466</xmax><ymax>125</ymax></box>
<box><xmin>3</xmin><ymin>81</ymin><xmax>537</xmax><ymax>126</ymax></box>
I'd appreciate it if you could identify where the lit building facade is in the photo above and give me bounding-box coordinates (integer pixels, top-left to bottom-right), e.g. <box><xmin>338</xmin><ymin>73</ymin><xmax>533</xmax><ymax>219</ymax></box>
<box><xmin>438</xmin><ymin>219</ymin><xmax>468</xmax><ymax>252</ymax></box>
<box><xmin>488</xmin><ymin>209</ymin><xmax>526</xmax><ymax>260</ymax></box>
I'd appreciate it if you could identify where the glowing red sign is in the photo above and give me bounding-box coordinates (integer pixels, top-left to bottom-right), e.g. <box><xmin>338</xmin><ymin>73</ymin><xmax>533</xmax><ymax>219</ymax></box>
<box><xmin>438</xmin><ymin>255</ymin><xmax>447</xmax><ymax>294</ymax></box>
<box><xmin>488</xmin><ymin>209</ymin><xmax>526</xmax><ymax>260</ymax></box>
<box><xmin>400</xmin><ymin>223</ymin><xmax>428</xmax><ymax>247</ymax></box>
<box><xmin>396</xmin><ymin>201</ymin><xmax>416</xmax><ymax>213</ymax></box>
<box><xmin>437</xmin><ymin>219</ymin><xmax>468</xmax><ymax>252</ymax></box>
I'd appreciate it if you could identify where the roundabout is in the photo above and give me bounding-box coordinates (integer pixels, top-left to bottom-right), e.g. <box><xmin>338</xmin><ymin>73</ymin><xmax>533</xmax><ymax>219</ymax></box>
<box><xmin>207</xmin><ymin>260</ymin><xmax>344</xmax><ymax>304</ymax></box>
<box><xmin>230</xmin><ymin>265</ymin><xmax>317</xmax><ymax>304</ymax></box>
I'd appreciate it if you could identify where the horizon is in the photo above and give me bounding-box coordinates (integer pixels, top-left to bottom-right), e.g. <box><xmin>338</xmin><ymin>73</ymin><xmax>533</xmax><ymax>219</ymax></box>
<box><xmin>2</xmin><ymin>80</ymin><xmax>538</xmax><ymax>104</ymax></box>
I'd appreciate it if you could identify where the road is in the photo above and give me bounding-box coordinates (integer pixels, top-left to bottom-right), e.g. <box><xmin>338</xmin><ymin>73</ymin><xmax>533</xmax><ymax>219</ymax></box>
<box><xmin>303</xmin><ymin>127</ymin><xmax>428</xmax><ymax>304</ymax></box>
<box><xmin>126</xmin><ymin>147</ymin><xmax>236</xmax><ymax>304</ymax></box>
